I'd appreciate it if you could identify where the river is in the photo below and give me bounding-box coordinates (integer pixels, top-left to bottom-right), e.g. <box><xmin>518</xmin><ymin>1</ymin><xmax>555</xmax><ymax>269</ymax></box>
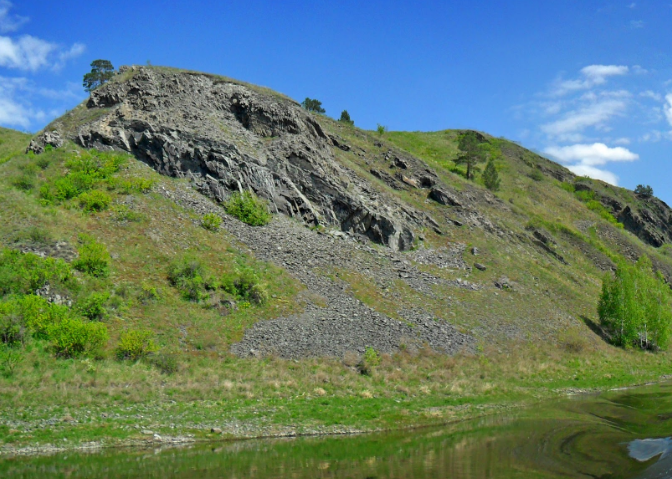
<box><xmin>3</xmin><ymin>382</ymin><xmax>672</xmax><ymax>478</ymax></box>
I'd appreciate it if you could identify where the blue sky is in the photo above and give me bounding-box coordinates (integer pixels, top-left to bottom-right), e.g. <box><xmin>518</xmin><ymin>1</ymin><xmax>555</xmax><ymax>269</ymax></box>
<box><xmin>4</xmin><ymin>1</ymin><xmax>672</xmax><ymax>202</ymax></box>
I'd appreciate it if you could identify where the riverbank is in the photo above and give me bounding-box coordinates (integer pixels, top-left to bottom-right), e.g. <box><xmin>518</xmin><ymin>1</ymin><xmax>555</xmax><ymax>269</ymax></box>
<box><xmin>1</xmin><ymin>344</ymin><xmax>670</xmax><ymax>457</ymax></box>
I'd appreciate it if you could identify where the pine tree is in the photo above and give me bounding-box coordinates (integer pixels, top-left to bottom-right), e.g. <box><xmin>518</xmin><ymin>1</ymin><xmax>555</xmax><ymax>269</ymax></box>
<box><xmin>83</xmin><ymin>60</ymin><xmax>115</xmax><ymax>92</ymax></box>
<box><xmin>339</xmin><ymin>110</ymin><xmax>354</xmax><ymax>125</ymax></box>
<box><xmin>454</xmin><ymin>131</ymin><xmax>486</xmax><ymax>180</ymax></box>
<box><xmin>301</xmin><ymin>98</ymin><xmax>325</xmax><ymax>113</ymax></box>
<box><xmin>482</xmin><ymin>158</ymin><xmax>501</xmax><ymax>191</ymax></box>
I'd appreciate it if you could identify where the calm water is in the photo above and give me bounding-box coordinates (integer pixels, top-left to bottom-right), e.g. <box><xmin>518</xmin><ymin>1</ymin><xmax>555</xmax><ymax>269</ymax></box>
<box><xmin>3</xmin><ymin>383</ymin><xmax>672</xmax><ymax>478</ymax></box>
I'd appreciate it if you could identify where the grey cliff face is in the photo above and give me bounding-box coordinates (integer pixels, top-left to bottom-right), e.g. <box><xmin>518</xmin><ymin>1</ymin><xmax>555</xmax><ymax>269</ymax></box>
<box><xmin>67</xmin><ymin>67</ymin><xmax>417</xmax><ymax>250</ymax></box>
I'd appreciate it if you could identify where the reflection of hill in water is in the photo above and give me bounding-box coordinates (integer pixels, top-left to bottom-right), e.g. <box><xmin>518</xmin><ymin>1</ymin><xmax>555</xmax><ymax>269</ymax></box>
<box><xmin>5</xmin><ymin>383</ymin><xmax>672</xmax><ymax>478</ymax></box>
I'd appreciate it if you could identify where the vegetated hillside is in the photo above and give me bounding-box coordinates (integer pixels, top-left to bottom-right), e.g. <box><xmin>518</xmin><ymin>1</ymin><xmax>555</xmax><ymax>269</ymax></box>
<box><xmin>2</xmin><ymin>65</ymin><xmax>672</xmax><ymax>450</ymax></box>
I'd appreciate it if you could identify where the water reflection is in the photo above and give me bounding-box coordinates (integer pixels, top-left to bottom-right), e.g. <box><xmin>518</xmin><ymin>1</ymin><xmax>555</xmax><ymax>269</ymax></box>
<box><xmin>629</xmin><ymin>437</ymin><xmax>672</xmax><ymax>478</ymax></box>
<box><xmin>3</xmin><ymin>383</ymin><xmax>672</xmax><ymax>478</ymax></box>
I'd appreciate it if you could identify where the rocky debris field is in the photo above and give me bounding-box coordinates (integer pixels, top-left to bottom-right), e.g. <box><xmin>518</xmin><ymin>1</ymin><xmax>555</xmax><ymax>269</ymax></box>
<box><xmin>155</xmin><ymin>182</ymin><xmax>476</xmax><ymax>359</ymax></box>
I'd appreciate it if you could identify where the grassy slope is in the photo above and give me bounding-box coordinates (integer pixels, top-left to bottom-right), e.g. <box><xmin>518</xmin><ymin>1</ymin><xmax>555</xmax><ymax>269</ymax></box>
<box><xmin>1</xmin><ymin>115</ymin><xmax>672</xmax><ymax>451</ymax></box>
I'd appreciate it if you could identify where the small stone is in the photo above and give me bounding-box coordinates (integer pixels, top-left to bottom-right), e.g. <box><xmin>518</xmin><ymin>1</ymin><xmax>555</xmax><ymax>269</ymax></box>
<box><xmin>471</xmin><ymin>247</ymin><xmax>479</xmax><ymax>255</ymax></box>
<box><xmin>474</xmin><ymin>263</ymin><xmax>487</xmax><ymax>271</ymax></box>
<box><xmin>141</xmin><ymin>429</ymin><xmax>154</xmax><ymax>435</ymax></box>
<box><xmin>61</xmin><ymin>415</ymin><xmax>75</xmax><ymax>423</ymax></box>
<box><xmin>211</xmin><ymin>427</ymin><xmax>223</xmax><ymax>434</ymax></box>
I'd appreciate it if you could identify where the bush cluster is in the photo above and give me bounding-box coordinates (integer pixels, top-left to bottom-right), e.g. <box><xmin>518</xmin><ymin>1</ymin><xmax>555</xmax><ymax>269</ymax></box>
<box><xmin>201</xmin><ymin>213</ymin><xmax>222</xmax><ymax>231</ymax></box>
<box><xmin>0</xmin><ymin>249</ymin><xmax>73</xmax><ymax>296</ymax></box>
<box><xmin>224</xmin><ymin>191</ymin><xmax>271</xmax><ymax>226</ymax></box>
<box><xmin>115</xmin><ymin>329</ymin><xmax>157</xmax><ymax>360</ymax></box>
<box><xmin>73</xmin><ymin>234</ymin><xmax>111</xmax><ymax>277</ymax></box>
<box><xmin>168</xmin><ymin>256</ymin><xmax>268</xmax><ymax>305</ymax></box>
<box><xmin>0</xmin><ymin>294</ymin><xmax>108</xmax><ymax>358</ymax></box>
<box><xmin>599</xmin><ymin>255</ymin><xmax>672</xmax><ymax>350</ymax></box>
<box><xmin>39</xmin><ymin>151</ymin><xmax>127</xmax><ymax>209</ymax></box>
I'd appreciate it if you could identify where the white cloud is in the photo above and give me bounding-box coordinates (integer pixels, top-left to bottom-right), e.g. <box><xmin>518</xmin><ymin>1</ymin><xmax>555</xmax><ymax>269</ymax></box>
<box><xmin>614</xmin><ymin>137</ymin><xmax>631</xmax><ymax>145</ymax></box>
<box><xmin>551</xmin><ymin>65</ymin><xmax>629</xmax><ymax>97</ymax></box>
<box><xmin>664</xmin><ymin>93</ymin><xmax>672</xmax><ymax>128</ymax></box>
<box><xmin>567</xmin><ymin>165</ymin><xmax>619</xmax><ymax>185</ymax></box>
<box><xmin>541</xmin><ymin>99</ymin><xmax>627</xmax><ymax>137</ymax></box>
<box><xmin>640</xmin><ymin>130</ymin><xmax>663</xmax><ymax>142</ymax></box>
<box><xmin>54</xmin><ymin>42</ymin><xmax>85</xmax><ymax>71</ymax></box>
<box><xmin>544</xmin><ymin>143</ymin><xmax>640</xmax><ymax>186</ymax></box>
<box><xmin>640</xmin><ymin>90</ymin><xmax>662</xmax><ymax>101</ymax></box>
<box><xmin>0</xmin><ymin>75</ymin><xmax>82</xmax><ymax>130</ymax></box>
<box><xmin>0</xmin><ymin>1</ymin><xmax>27</xmax><ymax>33</ymax></box>
<box><xmin>544</xmin><ymin>143</ymin><xmax>639</xmax><ymax>166</ymax></box>
<box><xmin>0</xmin><ymin>34</ymin><xmax>55</xmax><ymax>71</ymax></box>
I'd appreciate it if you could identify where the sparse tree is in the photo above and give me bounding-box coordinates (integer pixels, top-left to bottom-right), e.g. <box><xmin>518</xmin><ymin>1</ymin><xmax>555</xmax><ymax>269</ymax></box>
<box><xmin>301</xmin><ymin>98</ymin><xmax>325</xmax><ymax>113</ymax></box>
<box><xmin>482</xmin><ymin>158</ymin><xmax>501</xmax><ymax>191</ymax></box>
<box><xmin>454</xmin><ymin>131</ymin><xmax>486</xmax><ymax>181</ymax></box>
<box><xmin>339</xmin><ymin>110</ymin><xmax>354</xmax><ymax>126</ymax></box>
<box><xmin>376</xmin><ymin>124</ymin><xmax>387</xmax><ymax>137</ymax></box>
<box><xmin>83</xmin><ymin>59</ymin><xmax>115</xmax><ymax>92</ymax></box>
<box><xmin>635</xmin><ymin>184</ymin><xmax>653</xmax><ymax>198</ymax></box>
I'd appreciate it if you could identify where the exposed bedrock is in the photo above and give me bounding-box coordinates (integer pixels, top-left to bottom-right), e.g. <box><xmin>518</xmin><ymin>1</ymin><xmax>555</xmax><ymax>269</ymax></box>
<box><xmin>67</xmin><ymin>67</ymin><xmax>418</xmax><ymax>250</ymax></box>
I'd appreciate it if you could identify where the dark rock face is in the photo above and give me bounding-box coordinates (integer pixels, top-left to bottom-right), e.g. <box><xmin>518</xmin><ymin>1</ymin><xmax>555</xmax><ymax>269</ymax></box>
<box><xmin>428</xmin><ymin>188</ymin><xmax>462</xmax><ymax>207</ymax></box>
<box><xmin>66</xmin><ymin>67</ymin><xmax>419</xmax><ymax>250</ymax></box>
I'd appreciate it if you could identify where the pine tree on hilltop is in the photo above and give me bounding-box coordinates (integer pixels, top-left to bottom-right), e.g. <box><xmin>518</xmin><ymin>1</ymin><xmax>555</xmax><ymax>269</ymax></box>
<box><xmin>83</xmin><ymin>60</ymin><xmax>115</xmax><ymax>92</ymax></box>
<box><xmin>301</xmin><ymin>98</ymin><xmax>325</xmax><ymax>113</ymax></box>
<box><xmin>454</xmin><ymin>131</ymin><xmax>486</xmax><ymax>180</ymax></box>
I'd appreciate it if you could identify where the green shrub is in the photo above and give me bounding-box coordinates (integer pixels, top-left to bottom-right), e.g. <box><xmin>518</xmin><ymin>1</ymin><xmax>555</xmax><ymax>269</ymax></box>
<box><xmin>224</xmin><ymin>191</ymin><xmax>271</xmax><ymax>226</ymax></box>
<box><xmin>147</xmin><ymin>350</ymin><xmax>179</xmax><ymax>374</ymax></box>
<box><xmin>574</xmin><ymin>190</ymin><xmax>596</xmax><ymax>202</ymax></box>
<box><xmin>168</xmin><ymin>257</ymin><xmax>210</xmax><ymax>301</ymax></box>
<box><xmin>0</xmin><ymin>249</ymin><xmax>73</xmax><ymax>296</ymax></box>
<box><xmin>559</xmin><ymin>182</ymin><xmax>575</xmax><ymax>193</ymax></box>
<box><xmin>0</xmin><ymin>301</ymin><xmax>27</xmax><ymax>346</ymax></box>
<box><xmin>586</xmin><ymin>200</ymin><xmax>623</xmax><ymax>228</ymax></box>
<box><xmin>36</xmin><ymin>157</ymin><xmax>50</xmax><ymax>170</ymax></box>
<box><xmin>599</xmin><ymin>255</ymin><xmax>672</xmax><ymax>350</ymax></box>
<box><xmin>78</xmin><ymin>190</ymin><xmax>112</xmax><ymax>212</ymax></box>
<box><xmin>77</xmin><ymin>292</ymin><xmax>109</xmax><ymax>321</ymax></box>
<box><xmin>66</xmin><ymin>151</ymin><xmax>126</xmax><ymax>179</ymax></box>
<box><xmin>201</xmin><ymin>213</ymin><xmax>222</xmax><ymax>231</ymax></box>
<box><xmin>49</xmin><ymin>317</ymin><xmax>108</xmax><ymax>358</ymax></box>
<box><xmin>528</xmin><ymin>169</ymin><xmax>544</xmax><ymax>181</ymax></box>
<box><xmin>221</xmin><ymin>267</ymin><xmax>268</xmax><ymax>305</ymax></box>
<box><xmin>358</xmin><ymin>346</ymin><xmax>381</xmax><ymax>375</ymax></box>
<box><xmin>112</xmin><ymin>177</ymin><xmax>155</xmax><ymax>194</ymax></box>
<box><xmin>44</xmin><ymin>144</ymin><xmax>53</xmax><ymax>152</ymax></box>
<box><xmin>0</xmin><ymin>346</ymin><xmax>23</xmax><ymax>377</ymax></box>
<box><xmin>116</xmin><ymin>329</ymin><xmax>157</xmax><ymax>360</ymax></box>
<box><xmin>73</xmin><ymin>235</ymin><xmax>110</xmax><ymax>277</ymax></box>
<box><xmin>12</xmin><ymin>175</ymin><xmax>35</xmax><ymax>191</ymax></box>
<box><xmin>111</xmin><ymin>204</ymin><xmax>144</xmax><ymax>222</ymax></box>
<box><xmin>138</xmin><ymin>282</ymin><xmax>161</xmax><ymax>303</ymax></box>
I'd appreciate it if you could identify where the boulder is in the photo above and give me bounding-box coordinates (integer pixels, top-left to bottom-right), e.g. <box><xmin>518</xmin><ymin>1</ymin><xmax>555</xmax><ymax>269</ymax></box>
<box><xmin>26</xmin><ymin>130</ymin><xmax>64</xmax><ymax>154</ymax></box>
<box><xmin>428</xmin><ymin>188</ymin><xmax>462</xmax><ymax>207</ymax></box>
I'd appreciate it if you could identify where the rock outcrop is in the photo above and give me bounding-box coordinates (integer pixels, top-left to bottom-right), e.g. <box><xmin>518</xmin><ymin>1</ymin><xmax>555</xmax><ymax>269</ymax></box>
<box><xmin>26</xmin><ymin>130</ymin><xmax>64</xmax><ymax>154</ymax></box>
<box><xmin>56</xmin><ymin>67</ymin><xmax>421</xmax><ymax>250</ymax></box>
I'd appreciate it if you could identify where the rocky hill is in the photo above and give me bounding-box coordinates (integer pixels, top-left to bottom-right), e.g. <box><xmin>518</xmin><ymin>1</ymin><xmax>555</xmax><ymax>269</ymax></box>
<box><xmin>3</xmin><ymin>66</ymin><xmax>672</xmax><ymax>449</ymax></box>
